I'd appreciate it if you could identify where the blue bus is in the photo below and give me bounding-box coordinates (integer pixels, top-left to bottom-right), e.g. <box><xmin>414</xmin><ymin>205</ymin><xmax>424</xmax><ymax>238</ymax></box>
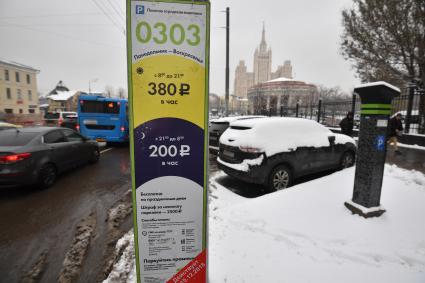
<box><xmin>77</xmin><ymin>95</ymin><xmax>129</xmax><ymax>143</ymax></box>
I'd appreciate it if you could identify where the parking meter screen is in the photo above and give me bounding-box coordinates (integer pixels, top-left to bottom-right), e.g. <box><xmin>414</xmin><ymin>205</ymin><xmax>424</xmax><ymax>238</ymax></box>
<box><xmin>127</xmin><ymin>1</ymin><xmax>209</xmax><ymax>282</ymax></box>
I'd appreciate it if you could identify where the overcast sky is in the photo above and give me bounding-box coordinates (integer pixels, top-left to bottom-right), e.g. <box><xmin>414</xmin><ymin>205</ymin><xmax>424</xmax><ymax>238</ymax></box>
<box><xmin>0</xmin><ymin>0</ymin><xmax>360</xmax><ymax>96</ymax></box>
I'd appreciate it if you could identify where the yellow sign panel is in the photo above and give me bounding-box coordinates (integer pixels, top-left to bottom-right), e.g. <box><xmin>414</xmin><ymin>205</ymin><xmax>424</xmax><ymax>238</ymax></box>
<box><xmin>127</xmin><ymin>1</ymin><xmax>209</xmax><ymax>282</ymax></box>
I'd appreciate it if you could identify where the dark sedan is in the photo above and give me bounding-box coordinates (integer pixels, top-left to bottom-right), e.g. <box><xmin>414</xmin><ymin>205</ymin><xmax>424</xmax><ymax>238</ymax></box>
<box><xmin>0</xmin><ymin>127</ymin><xmax>100</xmax><ymax>189</ymax></box>
<box><xmin>217</xmin><ymin>117</ymin><xmax>357</xmax><ymax>192</ymax></box>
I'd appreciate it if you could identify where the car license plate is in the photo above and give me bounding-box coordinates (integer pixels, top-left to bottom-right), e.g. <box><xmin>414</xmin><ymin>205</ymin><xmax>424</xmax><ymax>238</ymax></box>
<box><xmin>84</xmin><ymin>119</ymin><xmax>97</xmax><ymax>125</ymax></box>
<box><xmin>223</xmin><ymin>150</ymin><xmax>234</xmax><ymax>158</ymax></box>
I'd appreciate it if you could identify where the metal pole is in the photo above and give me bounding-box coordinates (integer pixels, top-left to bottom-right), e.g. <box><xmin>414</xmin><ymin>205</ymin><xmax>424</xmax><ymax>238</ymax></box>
<box><xmin>225</xmin><ymin>7</ymin><xmax>230</xmax><ymax>116</ymax></box>
<box><xmin>351</xmin><ymin>93</ymin><xmax>356</xmax><ymax>115</ymax></box>
<box><xmin>405</xmin><ymin>82</ymin><xmax>416</xmax><ymax>134</ymax></box>
<box><xmin>317</xmin><ymin>99</ymin><xmax>322</xmax><ymax>123</ymax></box>
<box><xmin>295</xmin><ymin>103</ymin><xmax>299</xmax><ymax>117</ymax></box>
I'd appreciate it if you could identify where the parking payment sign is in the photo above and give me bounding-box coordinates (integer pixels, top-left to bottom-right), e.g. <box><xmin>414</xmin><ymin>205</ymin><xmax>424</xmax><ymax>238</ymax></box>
<box><xmin>127</xmin><ymin>1</ymin><xmax>209</xmax><ymax>282</ymax></box>
<box><xmin>376</xmin><ymin>135</ymin><xmax>386</xmax><ymax>152</ymax></box>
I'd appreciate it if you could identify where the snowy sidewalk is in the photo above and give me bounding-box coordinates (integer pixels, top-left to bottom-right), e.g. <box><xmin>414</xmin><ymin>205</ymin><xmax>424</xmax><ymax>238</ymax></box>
<box><xmin>105</xmin><ymin>165</ymin><xmax>425</xmax><ymax>283</ymax></box>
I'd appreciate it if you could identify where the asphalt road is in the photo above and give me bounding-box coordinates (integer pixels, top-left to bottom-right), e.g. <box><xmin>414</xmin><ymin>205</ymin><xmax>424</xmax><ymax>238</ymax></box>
<box><xmin>0</xmin><ymin>146</ymin><xmax>132</xmax><ymax>283</ymax></box>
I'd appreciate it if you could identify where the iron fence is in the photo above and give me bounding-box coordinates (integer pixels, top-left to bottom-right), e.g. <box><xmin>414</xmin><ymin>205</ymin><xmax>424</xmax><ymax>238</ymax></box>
<box><xmin>275</xmin><ymin>87</ymin><xmax>425</xmax><ymax>135</ymax></box>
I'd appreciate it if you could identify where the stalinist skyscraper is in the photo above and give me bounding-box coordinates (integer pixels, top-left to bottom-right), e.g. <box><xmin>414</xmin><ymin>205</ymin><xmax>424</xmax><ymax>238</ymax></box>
<box><xmin>234</xmin><ymin>24</ymin><xmax>293</xmax><ymax>99</ymax></box>
<box><xmin>253</xmin><ymin>24</ymin><xmax>272</xmax><ymax>84</ymax></box>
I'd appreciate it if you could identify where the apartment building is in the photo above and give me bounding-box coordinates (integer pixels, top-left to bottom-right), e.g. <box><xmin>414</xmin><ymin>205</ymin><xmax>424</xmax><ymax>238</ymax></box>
<box><xmin>0</xmin><ymin>59</ymin><xmax>40</xmax><ymax>114</ymax></box>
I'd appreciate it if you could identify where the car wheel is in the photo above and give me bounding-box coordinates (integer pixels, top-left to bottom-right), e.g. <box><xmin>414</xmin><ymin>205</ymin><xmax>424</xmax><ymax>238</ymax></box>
<box><xmin>340</xmin><ymin>151</ymin><xmax>355</xmax><ymax>169</ymax></box>
<box><xmin>38</xmin><ymin>164</ymin><xmax>57</xmax><ymax>189</ymax></box>
<box><xmin>90</xmin><ymin>148</ymin><xmax>100</xmax><ymax>164</ymax></box>
<box><xmin>268</xmin><ymin>165</ymin><xmax>292</xmax><ymax>192</ymax></box>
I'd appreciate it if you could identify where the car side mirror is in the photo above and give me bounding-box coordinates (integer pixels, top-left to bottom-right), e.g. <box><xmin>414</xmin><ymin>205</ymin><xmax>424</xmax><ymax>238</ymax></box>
<box><xmin>328</xmin><ymin>135</ymin><xmax>336</xmax><ymax>145</ymax></box>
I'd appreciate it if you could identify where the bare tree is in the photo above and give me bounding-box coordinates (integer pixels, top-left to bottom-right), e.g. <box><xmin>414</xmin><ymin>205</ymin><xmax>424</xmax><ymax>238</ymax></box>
<box><xmin>104</xmin><ymin>85</ymin><xmax>114</xmax><ymax>98</ymax></box>
<box><xmin>341</xmin><ymin>0</ymin><xmax>425</xmax><ymax>133</ymax></box>
<box><xmin>117</xmin><ymin>87</ymin><xmax>127</xmax><ymax>99</ymax></box>
<box><xmin>341</xmin><ymin>0</ymin><xmax>425</xmax><ymax>86</ymax></box>
<box><xmin>317</xmin><ymin>85</ymin><xmax>351</xmax><ymax>102</ymax></box>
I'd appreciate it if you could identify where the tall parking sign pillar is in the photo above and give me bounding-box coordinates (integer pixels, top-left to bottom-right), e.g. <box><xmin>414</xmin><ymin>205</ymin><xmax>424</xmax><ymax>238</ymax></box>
<box><xmin>344</xmin><ymin>82</ymin><xmax>400</xmax><ymax>218</ymax></box>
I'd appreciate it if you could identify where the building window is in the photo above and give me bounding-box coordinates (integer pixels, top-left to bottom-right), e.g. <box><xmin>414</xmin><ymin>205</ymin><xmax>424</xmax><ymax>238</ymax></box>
<box><xmin>5</xmin><ymin>70</ymin><xmax>9</xmax><ymax>81</ymax></box>
<box><xmin>28</xmin><ymin>90</ymin><xmax>32</xmax><ymax>101</ymax></box>
<box><xmin>26</xmin><ymin>74</ymin><xmax>31</xmax><ymax>84</ymax></box>
<box><xmin>5</xmin><ymin>109</ymin><xmax>13</xmax><ymax>114</ymax></box>
<box><xmin>6</xmin><ymin>88</ymin><xmax>11</xmax><ymax>99</ymax></box>
<box><xmin>15</xmin><ymin>72</ymin><xmax>20</xmax><ymax>82</ymax></box>
<box><xmin>17</xmin><ymin>89</ymin><xmax>22</xmax><ymax>100</ymax></box>
<box><xmin>28</xmin><ymin>109</ymin><xmax>35</xmax><ymax>114</ymax></box>
<box><xmin>19</xmin><ymin>109</ymin><xmax>23</xmax><ymax>114</ymax></box>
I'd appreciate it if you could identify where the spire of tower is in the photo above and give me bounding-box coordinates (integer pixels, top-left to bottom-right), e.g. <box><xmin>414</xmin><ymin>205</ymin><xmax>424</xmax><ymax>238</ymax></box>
<box><xmin>259</xmin><ymin>22</ymin><xmax>267</xmax><ymax>52</ymax></box>
<box><xmin>261</xmin><ymin>21</ymin><xmax>266</xmax><ymax>44</ymax></box>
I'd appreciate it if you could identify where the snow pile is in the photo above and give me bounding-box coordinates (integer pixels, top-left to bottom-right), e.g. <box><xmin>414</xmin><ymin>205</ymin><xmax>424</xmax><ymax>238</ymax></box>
<box><xmin>398</xmin><ymin>142</ymin><xmax>425</xmax><ymax>151</ymax></box>
<box><xmin>217</xmin><ymin>155</ymin><xmax>264</xmax><ymax>172</ymax></box>
<box><xmin>103</xmin><ymin>230</ymin><xmax>136</xmax><ymax>283</ymax></box>
<box><xmin>107</xmin><ymin>165</ymin><xmax>425</xmax><ymax>282</ymax></box>
<box><xmin>220</xmin><ymin>117</ymin><xmax>355</xmax><ymax>156</ymax></box>
<box><xmin>386</xmin><ymin>164</ymin><xmax>425</xmax><ymax>187</ymax></box>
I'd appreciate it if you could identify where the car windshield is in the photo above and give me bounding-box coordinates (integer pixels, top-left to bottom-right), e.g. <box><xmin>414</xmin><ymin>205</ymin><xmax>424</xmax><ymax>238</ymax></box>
<box><xmin>0</xmin><ymin>131</ymin><xmax>38</xmax><ymax>146</ymax></box>
<box><xmin>210</xmin><ymin>122</ymin><xmax>229</xmax><ymax>132</ymax></box>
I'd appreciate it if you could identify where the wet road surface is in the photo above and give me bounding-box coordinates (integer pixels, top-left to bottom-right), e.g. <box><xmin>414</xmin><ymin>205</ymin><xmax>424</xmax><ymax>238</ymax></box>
<box><xmin>385</xmin><ymin>147</ymin><xmax>425</xmax><ymax>173</ymax></box>
<box><xmin>0</xmin><ymin>146</ymin><xmax>132</xmax><ymax>283</ymax></box>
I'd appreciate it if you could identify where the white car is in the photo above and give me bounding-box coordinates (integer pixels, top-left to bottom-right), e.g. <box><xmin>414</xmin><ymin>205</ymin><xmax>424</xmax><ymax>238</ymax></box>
<box><xmin>43</xmin><ymin>111</ymin><xmax>78</xmax><ymax>127</ymax></box>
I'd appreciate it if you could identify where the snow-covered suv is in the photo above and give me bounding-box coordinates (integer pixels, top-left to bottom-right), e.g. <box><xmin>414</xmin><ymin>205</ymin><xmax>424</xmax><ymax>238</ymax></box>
<box><xmin>209</xmin><ymin>115</ymin><xmax>265</xmax><ymax>154</ymax></box>
<box><xmin>217</xmin><ymin>117</ymin><xmax>356</xmax><ymax>192</ymax></box>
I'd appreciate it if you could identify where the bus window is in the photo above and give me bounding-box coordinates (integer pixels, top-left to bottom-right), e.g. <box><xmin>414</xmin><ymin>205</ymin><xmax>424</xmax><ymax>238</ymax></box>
<box><xmin>81</xmin><ymin>101</ymin><xmax>120</xmax><ymax>114</ymax></box>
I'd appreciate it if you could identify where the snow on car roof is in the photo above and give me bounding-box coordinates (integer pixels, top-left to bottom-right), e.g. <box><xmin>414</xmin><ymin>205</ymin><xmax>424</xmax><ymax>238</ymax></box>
<box><xmin>229</xmin><ymin>117</ymin><xmax>323</xmax><ymax>128</ymax></box>
<box><xmin>211</xmin><ymin>115</ymin><xmax>265</xmax><ymax>123</ymax></box>
<box><xmin>221</xmin><ymin>117</ymin><xmax>338</xmax><ymax>156</ymax></box>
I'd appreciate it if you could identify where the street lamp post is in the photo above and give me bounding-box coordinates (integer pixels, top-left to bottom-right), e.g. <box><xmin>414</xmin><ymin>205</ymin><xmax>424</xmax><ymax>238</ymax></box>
<box><xmin>225</xmin><ymin>7</ymin><xmax>230</xmax><ymax>116</ymax></box>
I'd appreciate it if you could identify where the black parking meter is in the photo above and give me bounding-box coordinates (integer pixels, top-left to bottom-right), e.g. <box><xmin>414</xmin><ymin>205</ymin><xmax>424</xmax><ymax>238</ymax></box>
<box><xmin>345</xmin><ymin>82</ymin><xmax>400</xmax><ymax>218</ymax></box>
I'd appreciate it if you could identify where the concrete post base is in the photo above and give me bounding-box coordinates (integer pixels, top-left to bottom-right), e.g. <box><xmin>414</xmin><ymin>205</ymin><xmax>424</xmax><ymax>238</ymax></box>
<box><xmin>344</xmin><ymin>200</ymin><xmax>386</xmax><ymax>218</ymax></box>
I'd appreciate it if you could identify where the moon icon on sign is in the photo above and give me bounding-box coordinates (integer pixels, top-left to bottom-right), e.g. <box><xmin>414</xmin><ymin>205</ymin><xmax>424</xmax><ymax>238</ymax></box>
<box><xmin>141</xmin><ymin>132</ymin><xmax>145</xmax><ymax>140</ymax></box>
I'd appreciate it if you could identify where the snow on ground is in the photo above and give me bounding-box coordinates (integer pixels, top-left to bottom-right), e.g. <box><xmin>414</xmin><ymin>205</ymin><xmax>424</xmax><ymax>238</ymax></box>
<box><xmin>103</xmin><ymin>230</ymin><xmax>136</xmax><ymax>283</ymax></box>
<box><xmin>106</xmin><ymin>166</ymin><xmax>425</xmax><ymax>283</ymax></box>
<box><xmin>397</xmin><ymin>142</ymin><xmax>425</xmax><ymax>151</ymax></box>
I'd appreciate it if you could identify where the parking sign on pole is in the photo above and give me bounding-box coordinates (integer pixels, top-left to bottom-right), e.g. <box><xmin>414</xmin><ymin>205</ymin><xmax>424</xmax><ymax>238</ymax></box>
<box><xmin>126</xmin><ymin>1</ymin><xmax>209</xmax><ymax>282</ymax></box>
